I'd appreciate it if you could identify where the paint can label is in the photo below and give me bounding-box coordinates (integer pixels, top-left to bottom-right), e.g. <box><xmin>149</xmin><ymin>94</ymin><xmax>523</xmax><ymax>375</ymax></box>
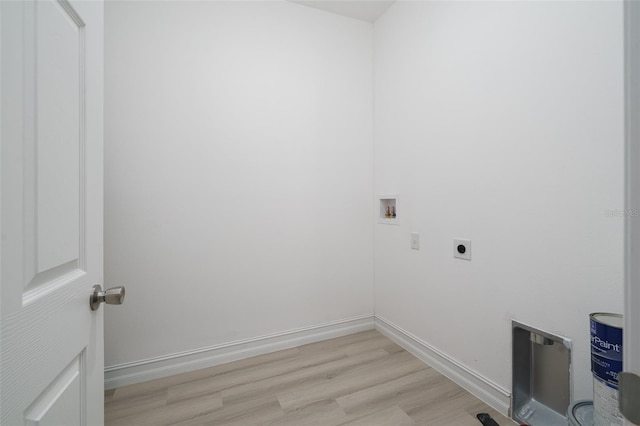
<box><xmin>593</xmin><ymin>376</ymin><xmax>623</xmax><ymax>426</ymax></box>
<box><xmin>590</xmin><ymin>313</ymin><xmax>623</xmax><ymax>426</ymax></box>
<box><xmin>590</xmin><ymin>316</ymin><xmax>622</xmax><ymax>385</ymax></box>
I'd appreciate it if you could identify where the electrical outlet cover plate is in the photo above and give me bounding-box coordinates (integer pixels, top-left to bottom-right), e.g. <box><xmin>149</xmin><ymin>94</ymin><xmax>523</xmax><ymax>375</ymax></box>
<box><xmin>454</xmin><ymin>238</ymin><xmax>471</xmax><ymax>260</ymax></box>
<box><xmin>411</xmin><ymin>233</ymin><xmax>420</xmax><ymax>250</ymax></box>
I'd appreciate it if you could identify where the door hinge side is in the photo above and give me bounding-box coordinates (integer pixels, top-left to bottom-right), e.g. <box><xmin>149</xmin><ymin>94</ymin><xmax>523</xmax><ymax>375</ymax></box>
<box><xmin>620</xmin><ymin>372</ymin><xmax>640</xmax><ymax>424</ymax></box>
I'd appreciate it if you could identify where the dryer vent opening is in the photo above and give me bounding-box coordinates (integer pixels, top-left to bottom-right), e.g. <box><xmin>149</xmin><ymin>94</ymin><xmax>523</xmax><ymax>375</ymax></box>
<box><xmin>512</xmin><ymin>321</ymin><xmax>572</xmax><ymax>426</ymax></box>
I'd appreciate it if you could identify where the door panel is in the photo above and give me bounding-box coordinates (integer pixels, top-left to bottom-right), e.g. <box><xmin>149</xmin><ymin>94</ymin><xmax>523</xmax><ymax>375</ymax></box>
<box><xmin>24</xmin><ymin>353</ymin><xmax>85</xmax><ymax>426</ymax></box>
<box><xmin>35</xmin><ymin>0</ymin><xmax>83</xmax><ymax>278</ymax></box>
<box><xmin>24</xmin><ymin>0</ymin><xmax>85</xmax><ymax>299</ymax></box>
<box><xmin>1</xmin><ymin>0</ymin><xmax>104</xmax><ymax>424</ymax></box>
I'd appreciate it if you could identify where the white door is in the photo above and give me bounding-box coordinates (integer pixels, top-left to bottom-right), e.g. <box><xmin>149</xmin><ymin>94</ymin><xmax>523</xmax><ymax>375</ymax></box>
<box><xmin>1</xmin><ymin>0</ymin><xmax>105</xmax><ymax>425</ymax></box>
<box><xmin>624</xmin><ymin>0</ymin><xmax>640</xmax><ymax>425</ymax></box>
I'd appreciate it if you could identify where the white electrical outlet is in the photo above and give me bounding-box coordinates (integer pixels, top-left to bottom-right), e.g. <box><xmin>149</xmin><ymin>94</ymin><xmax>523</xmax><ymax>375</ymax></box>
<box><xmin>453</xmin><ymin>238</ymin><xmax>471</xmax><ymax>260</ymax></box>
<box><xmin>411</xmin><ymin>233</ymin><xmax>420</xmax><ymax>250</ymax></box>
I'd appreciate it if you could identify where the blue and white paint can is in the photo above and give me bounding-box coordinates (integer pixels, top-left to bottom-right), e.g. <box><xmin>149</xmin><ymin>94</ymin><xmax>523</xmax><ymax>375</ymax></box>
<box><xmin>590</xmin><ymin>313</ymin><xmax>623</xmax><ymax>426</ymax></box>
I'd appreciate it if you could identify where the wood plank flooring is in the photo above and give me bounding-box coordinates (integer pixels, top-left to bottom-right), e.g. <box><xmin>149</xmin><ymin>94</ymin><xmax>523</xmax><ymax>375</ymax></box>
<box><xmin>105</xmin><ymin>330</ymin><xmax>514</xmax><ymax>425</ymax></box>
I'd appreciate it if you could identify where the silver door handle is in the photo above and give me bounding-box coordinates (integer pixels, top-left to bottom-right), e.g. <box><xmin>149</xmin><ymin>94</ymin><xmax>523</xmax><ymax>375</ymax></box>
<box><xmin>90</xmin><ymin>285</ymin><xmax>125</xmax><ymax>310</ymax></box>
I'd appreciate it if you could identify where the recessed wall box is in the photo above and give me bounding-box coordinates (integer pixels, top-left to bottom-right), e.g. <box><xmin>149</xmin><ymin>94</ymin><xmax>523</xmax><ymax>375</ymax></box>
<box><xmin>378</xmin><ymin>196</ymin><xmax>399</xmax><ymax>225</ymax></box>
<box><xmin>512</xmin><ymin>321</ymin><xmax>572</xmax><ymax>426</ymax></box>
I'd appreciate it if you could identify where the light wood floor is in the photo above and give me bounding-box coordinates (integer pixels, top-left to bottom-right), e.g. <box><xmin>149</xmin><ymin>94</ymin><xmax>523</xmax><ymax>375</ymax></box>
<box><xmin>105</xmin><ymin>330</ymin><xmax>514</xmax><ymax>426</ymax></box>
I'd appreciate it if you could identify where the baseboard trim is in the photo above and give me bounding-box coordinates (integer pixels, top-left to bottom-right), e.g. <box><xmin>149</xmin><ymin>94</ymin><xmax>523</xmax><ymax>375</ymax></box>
<box><xmin>374</xmin><ymin>315</ymin><xmax>511</xmax><ymax>417</ymax></box>
<box><xmin>104</xmin><ymin>314</ymin><xmax>374</xmax><ymax>390</ymax></box>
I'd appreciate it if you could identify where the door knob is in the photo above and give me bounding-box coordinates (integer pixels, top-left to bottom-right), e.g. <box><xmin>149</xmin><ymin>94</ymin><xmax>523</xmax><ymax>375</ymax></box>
<box><xmin>90</xmin><ymin>285</ymin><xmax>125</xmax><ymax>310</ymax></box>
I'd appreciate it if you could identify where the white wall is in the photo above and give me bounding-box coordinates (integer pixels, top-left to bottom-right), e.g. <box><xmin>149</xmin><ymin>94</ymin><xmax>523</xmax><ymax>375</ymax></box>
<box><xmin>374</xmin><ymin>1</ymin><xmax>624</xmax><ymax>402</ymax></box>
<box><xmin>105</xmin><ymin>0</ymin><xmax>626</xmax><ymax>409</ymax></box>
<box><xmin>104</xmin><ymin>1</ymin><xmax>373</xmax><ymax>371</ymax></box>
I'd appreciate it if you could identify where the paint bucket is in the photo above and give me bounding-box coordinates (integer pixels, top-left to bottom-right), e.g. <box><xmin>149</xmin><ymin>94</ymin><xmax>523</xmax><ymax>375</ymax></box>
<box><xmin>589</xmin><ymin>313</ymin><xmax>623</xmax><ymax>426</ymax></box>
<box><xmin>568</xmin><ymin>400</ymin><xmax>593</xmax><ymax>426</ymax></box>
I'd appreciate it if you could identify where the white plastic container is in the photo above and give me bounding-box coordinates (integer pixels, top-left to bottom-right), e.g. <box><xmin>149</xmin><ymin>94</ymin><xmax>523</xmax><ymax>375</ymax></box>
<box><xmin>568</xmin><ymin>400</ymin><xmax>593</xmax><ymax>426</ymax></box>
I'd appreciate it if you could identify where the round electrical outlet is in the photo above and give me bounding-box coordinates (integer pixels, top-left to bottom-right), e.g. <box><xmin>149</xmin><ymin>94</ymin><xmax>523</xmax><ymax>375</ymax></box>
<box><xmin>453</xmin><ymin>238</ymin><xmax>472</xmax><ymax>260</ymax></box>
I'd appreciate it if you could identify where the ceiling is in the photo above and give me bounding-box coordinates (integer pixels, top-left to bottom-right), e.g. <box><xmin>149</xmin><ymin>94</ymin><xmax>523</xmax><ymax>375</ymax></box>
<box><xmin>289</xmin><ymin>0</ymin><xmax>396</xmax><ymax>23</ymax></box>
